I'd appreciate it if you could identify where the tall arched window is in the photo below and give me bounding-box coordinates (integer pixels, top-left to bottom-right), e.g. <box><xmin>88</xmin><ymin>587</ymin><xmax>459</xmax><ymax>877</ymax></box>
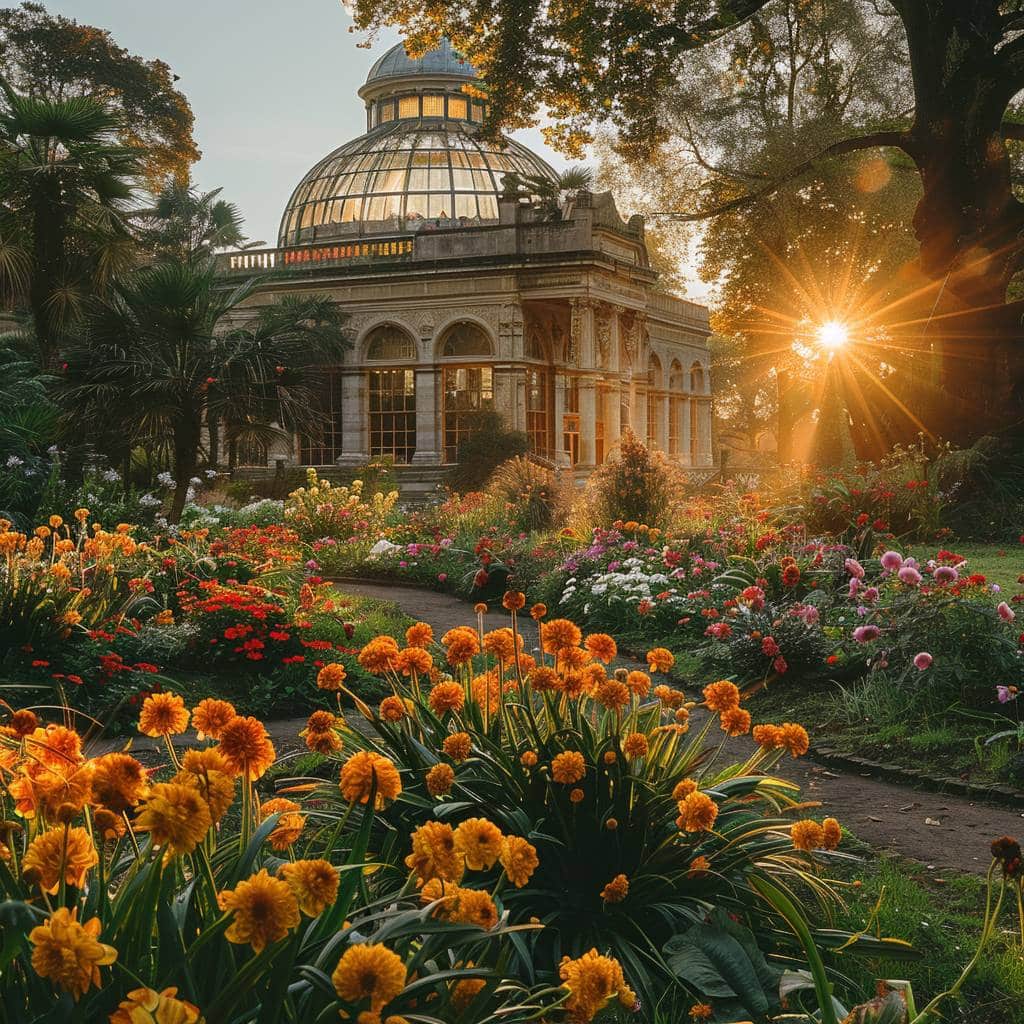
<box><xmin>668</xmin><ymin>360</ymin><xmax>684</xmax><ymax>456</ymax></box>
<box><xmin>440</xmin><ymin>321</ymin><xmax>494</xmax><ymax>463</ymax></box>
<box><xmin>690</xmin><ymin>362</ymin><xmax>705</xmax><ymax>464</ymax></box>
<box><xmin>301</xmin><ymin>371</ymin><xmax>345</xmax><ymax>465</ymax></box>
<box><xmin>524</xmin><ymin>329</ymin><xmax>552</xmax><ymax>457</ymax></box>
<box><xmin>365</xmin><ymin>324</ymin><xmax>417</xmax><ymax>464</ymax></box>
<box><xmin>646</xmin><ymin>353</ymin><xmax>662</xmax><ymax>449</ymax></box>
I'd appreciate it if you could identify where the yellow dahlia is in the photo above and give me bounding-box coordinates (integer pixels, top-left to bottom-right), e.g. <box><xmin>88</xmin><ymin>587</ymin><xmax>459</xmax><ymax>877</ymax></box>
<box><xmin>191</xmin><ymin>698</ymin><xmax>237</xmax><ymax>740</ymax></box>
<box><xmin>559</xmin><ymin>948</ymin><xmax>636</xmax><ymax>1022</ymax></box>
<box><xmin>332</xmin><ymin>942</ymin><xmax>407</xmax><ymax>1012</ymax></box>
<box><xmin>454</xmin><ymin>817</ymin><xmax>504</xmax><ymax>871</ymax></box>
<box><xmin>261</xmin><ymin>797</ymin><xmax>305</xmax><ymax>850</ymax></box>
<box><xmin>217</xmin><ymin>869</ymin><xmax>300</xmax><ymax>951</ymax></box>
<box><xmin>217</xmin><ymin>716</ymin><xmax>276</xmax><ymax>779</ymax></box>
<box><xmin>109</xmin><ymin>987</ymin><xmax>201</xmax><ymax>1024</ymax></box>
<box><xmin>551</xmin><ymin>750</ymin><xmax>586</xmax><ymax>785</ymax></box>
<box><xmin>29</xmin><ymin>908</ymin><xmax>116</xmax><ymax>1001</ymax></box>
<box><xmin>405</xmin><ymin>821</ymin><xmax>463</xmax><ymax>884</ymax></box>
<box><xmin>339</xmin><ymin>751</ymin><xmax>402</xmax><ymax>808</ymax></box>
<box><xmin>22</xmin><ymin>826</ymin><xmax>97</xmax><ymax>894</ymax></box>
<box><xmin>500</xmin><ymin>835</ymin><xmax>539</xmax><ymax>888</ymax></box>
<box><xmin>135</xmin><ymin>782</ymin><xmax>212</xmax><ymax>856</ymax></box>
<box><xmin>138</xmin><ymin>692</ymin><xmax>189</xmax><ymax>737</ymax></box>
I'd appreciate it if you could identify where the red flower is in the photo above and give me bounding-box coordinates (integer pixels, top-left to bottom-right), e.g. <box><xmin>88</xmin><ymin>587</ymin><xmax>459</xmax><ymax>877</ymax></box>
<box><xmin>31</xmin><ymin>659</ymin><xmax>49</xmax><ymax>668</ymax></box>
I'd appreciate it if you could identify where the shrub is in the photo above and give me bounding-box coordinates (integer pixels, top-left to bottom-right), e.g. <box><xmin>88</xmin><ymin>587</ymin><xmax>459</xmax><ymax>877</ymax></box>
<box><xmin>448</xmin><ymin>410</ymin><xmax>529</xmax><ymax>492</ymax></box>
<box><xmin>485</xmin><ymin>456</ymin><xmax>561</xmax><ymax>533</ymax></box>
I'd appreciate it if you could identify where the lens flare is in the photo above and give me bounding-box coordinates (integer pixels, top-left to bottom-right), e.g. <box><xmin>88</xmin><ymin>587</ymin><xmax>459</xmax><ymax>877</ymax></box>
<box><xmin>817</xmin><ymin>321</ymin><xmax>850</xmax><ymax>351</ymax></box>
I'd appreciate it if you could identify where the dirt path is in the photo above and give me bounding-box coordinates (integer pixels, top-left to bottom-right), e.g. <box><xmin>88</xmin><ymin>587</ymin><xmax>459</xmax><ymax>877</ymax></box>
<box><xmin>339</xmin><ymin>579</ymin><xmax>1024</xmax><ymax>875</ymax></box>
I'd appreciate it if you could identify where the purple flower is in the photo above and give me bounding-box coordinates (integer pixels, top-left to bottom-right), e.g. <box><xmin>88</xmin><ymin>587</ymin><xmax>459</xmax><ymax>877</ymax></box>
<box><xmin>933</xmin><ymin>565</ymin><xmax>958</xmax><ymax>584</ymax></box>
<box><xmin>857</xmin><ymin>605</ymin><xmax>868</xmax><ymax>616</ymax></box>
<box><xmin>997</xmin><ymin>601</ymin><xmax>1016</xmax><ymax>623</ymax></box>
<box><xmin>304</xmin><ymin>559</ymin><xmax>319</xmax><ymax>571</ymax></box>
<box><xmin>862</xmin><ymin>586</ymin><xmax>880</xmax><ymax>603</ymax></box>
<box><xmin>398</xmin><ymin>560</ymin><xmax>407</xmax><ymax>568</ymax></box>
<box><xmin>992</xmin><ymin>584</ymin><xmax>1001</xmax><ymax>594</ymax></box>
<box><xmin>997</xmin><ymin>685</ymin><xmax>1017</xmax><ymax>704</ymax></box>
<box><xmin>844</xmin><ymin>557</ymin><xmax>866</xmax><ymax>579</ymax></box>
<box><xmin>852</xmin><ymin>624</ymin><xmax>881</xmax><ymax>643</ymax></box>
<box><xmin>897</xmin><ymin>566</ymin><xmax>922</xmax><ymax>586</ymax></box>
<box><xmin>913</xmin><ymin>652</ymin><xmax>933</xmax><ymax>671</ymax></box>
<box><xmin>608</xmin><ymin>560</ymin><xmax>621</xmax><ymax>571</ymax></box>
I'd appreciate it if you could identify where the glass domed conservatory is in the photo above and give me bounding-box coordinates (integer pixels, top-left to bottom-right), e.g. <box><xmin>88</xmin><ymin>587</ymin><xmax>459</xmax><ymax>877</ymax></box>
<box><xmin>224</xmin><ymin>40</ymin><xmax>714</xmax><ymax>498</ymax></box>
<box><xmin>279</xmin><ymin>39</ymin><xmax>557</xmax><ymax>244</ymax></box>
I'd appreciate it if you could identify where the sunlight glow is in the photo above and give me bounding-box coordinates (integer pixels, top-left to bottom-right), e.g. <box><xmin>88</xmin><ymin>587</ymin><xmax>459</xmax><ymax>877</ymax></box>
<box><xmin>817</xmin><ymin>320</ymin><xmax>850</xmax><ymax>351</ymax></box>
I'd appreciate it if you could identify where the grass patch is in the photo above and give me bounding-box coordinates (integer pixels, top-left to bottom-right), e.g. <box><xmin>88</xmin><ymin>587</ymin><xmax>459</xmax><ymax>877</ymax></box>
<box><xmin>905</xmin><ymin>541</ymin><xmax>1024</xmax><ymax>593</ymax></box>
<box><xmin>825</xmin><ymin>856</ymin><xmax>1024</xmax><ymax>1023</ymax></box>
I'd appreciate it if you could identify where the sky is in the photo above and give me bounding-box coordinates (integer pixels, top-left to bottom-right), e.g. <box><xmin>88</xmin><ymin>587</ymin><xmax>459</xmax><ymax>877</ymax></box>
<box><xmin>46</xmin><ymin>0</ymin><xmax>706</xmax><ymax>298</ymax></box>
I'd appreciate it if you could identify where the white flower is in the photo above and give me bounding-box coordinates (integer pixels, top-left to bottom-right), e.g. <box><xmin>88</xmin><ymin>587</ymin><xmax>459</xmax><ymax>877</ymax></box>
<box><xmin>205</xmin><ymin>469</ymin><xmax>218</xmax><ymax>479</ymax></box>
<box><xmin>5</xmin><ymin>455</ymin><xmax>23</xmax><ymax>468</ymax></box>
<box><xmin>189</xmin><ymin>476</ymin><xmax>202</xmax><ymax>487</ymax></box>
<box><xmin>46</xmin><ymin>445</ymin><xmax>59</xmax><ymax>456</ymax></box>
<box><xmin>156</xmin><ymin>471</ymin><xmax>174</xmax><ymax>488</ymax></box>
<box><xmin>102</xmin><ymin>469</ymin><xmax>121</xmax><ymax>482</ymax></box>
<box><xmin>139</xmin><ymin>493</ymin><xmax>162</xmax><ymax>508</ymax></box>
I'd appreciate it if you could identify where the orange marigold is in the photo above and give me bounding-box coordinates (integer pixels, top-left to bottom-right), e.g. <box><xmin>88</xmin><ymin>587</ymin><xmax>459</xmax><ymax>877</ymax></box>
<box><xmin>600</xmin><ymin>873</ymin><xmax>629</xmax><ymax>903</ymax></box>
<box><xmin>654</xmin><ymin>684</ymin><xmax>686</xmax><ymax>709</ymax></box>
<box><xmin>317</xmin><ymin>662</ymin><xmax>348</xmax><ymax>690</ymax></box>
<box><xmin>752</xmin><ymin>724</ymin><xmax>784</xmax><ymax>749</ymax></box>
<box><xmin>110</xmin><ymin>987</ymin><xmax>200</xmax><ymax>1024</ymax></box>
<box><xmin>551</xmin><ymin>750</ymin><xmax>586</xmax><ymax>785</ymax></box>
<box><xmin>520</xmin><ymin>750</ymin><xmax>538</xmax><ymax>767</ymax></box>
<box><xmin>138</xmin><ymin>692</ymin><xmax>189</xmax><ymax>737</ymax></box>
<box><xmin>218</xmin><ymin>868</ymin><xmax>300</xmax><ymax>951</ymax></box>
<box><xmin>332</xmin><ymin>942</ymin><xmax>407</xmax><ymax>1013</ymax></box>
<box><xmin>559</xmin><ymin>948</ymin><xmax>636</xmax><ymax>1022</ymax></box>
<box><xmin>780</xmin><ymin>722</ymin><xmax>810</xmax><ymax>758</ymax></box>
<box><xmin>702</xmin><ymin>680</ymin><xmax>741</xmax><ymax>712</ymax></box>
<box><xmin>690</xmin><ymin>1004</ymin><xmax>713</xmax><ymax>1020</ymax></box>
<box><xmin>90</xmin><ymin>752</ymin><xmax>148</xmax><ymax>813</ymax></box>
<box><xmin>678</xmin><ymin>791</ymin><xmax>719</xmax><ymax>833</ymax></box>
<box><xmin>530</xmin><ymin>602</ymin><xmax>547</xmax><ymax>619</ymax></box>
<box><xmin>450</xmin><ymin>887</ymin><xmax>499</xmax><ymax>929</ymax></box>
<box><xmin>379</xmin><ymin>695</ymin><xmax>407</xmax><ymax>722</ymax></box>
<box><xmin>500</xmin><ymin>835</ymin><xmax>538</xmax><ymax>888</ymax></box>
<box><xmin>791</xmin><ymin>819</ymin><xmax>825</xmax><ymax>852</ymax></box>
<box><xmin>502</xmin><ymin>590</ymin><xmax>526</xmax><ymax>611</ymax></box>
<box><xmin>594</xmin><ymin>679</ymin><xmax>630</xmax><ymax>712</ymax></box>
<box><xmin>483</xmin><ymin>627</ymin><xmax>519</xmax><ymax>663</ymax></box>
<box><xmin>429</xmin><ymin>681</ymin><xmax>465</xmax><ymax>716</ymax></box>
<box><xmin>426</xmin><ymin>762</ymin><xmax>455</xmax><ymax>796</ymax></box>
<box><xmin>822</xmin><ymin>817</ymin><xmax>842</xmax><ymax>850</ymax></box>
<box><xmin>176</xmin><ymin>749</ymin><xmax>235</xmax><ymax>823</ymax></box>
<box><xmin>29</xmin><ymin>908</ymin><xmax>116</xmax><ymax>1001</ymax></box>
<box><xmin>454</xmin><ymin>817</ymin><xmax>504</xmax><ymax>870</ymax></box>
<box><xmin>191</xmin><ymin>698</ymin><xmax>236</xmax><ymax>740</ymax></box>
<box><xmin>406</xmin><ymin>820</ymin><xmax>463</xmax><ymax>884</ymax></box>
<box><xmin>584</xmin><ymin>633</ymin><xmax>617</xmax><ymax>663</ymax></box>
<box><xmin>9</xmin><ymin>708</ymin><xmax>38</xmax><ymax>737</ymax></box>
<box><xmin>646</xmin><ymin>647</ymin><xmax>674</xmax><ymax>672</ymax></box>
<box><xmin>217</xmin><ymin>716</ymin><xmax>276</xmax><ymax>779</ymax></box>
<box><xmin>688</xmin><ymin>856</ymin><xmax>711</xmax><ymax>878</ymax></box>
<box><xmin>261</xmin><ymin>797</ymin><xmax>305</xmax><ymax>850</ymax></box>
<box><xmin>625</xmin><ymin>670</ymin><xmax>651</xmax><ymax>697</ymax></box>
<box><xmin>358</xmin><ymin>637</ymin><xmax>400</xmax><ymax>674</ymax></box>
<box><xmin>622</xmin><ymin>732</ymin><xmax>649</xmax><ymax>759</ymax></box>
<box><xmin>135</xmin><ymin>782</ymin><xmax>212</xmax><ymax>856</ymax></box>
<box><xmin>530</xmin><ymin>666</ymin><xmax>559</xmax><ymax>692</ymax></box>
<box><xmin>442</xmin><ymin>732</ymin><xmax>472</xmax><ymax>762</ymax></box>
<box><xmin>406</xmin><ymin>621</ymin><xmax>434</xmax><ymax>647</ymax></box>
<box><xmin>278</xmin><ymin>858</ymin><xmax>339</xmax><ymax>917</ymax></box>
<box><xmin>720</xmin><ymin>707</ymin><xmax>751</xmax><ymax>737</ymax></box>
<box><xmin>22</xmin><ymin>826</ymin><xmax>97</xmax><ymax>893</ymax></box>
<box><xmin>541</xmin><ymin>618</ymin><xmax>582</xmax><ymax>654</ymax></box>
<box><xmin>395</xmin><ymin>646</ymin><xmax>433</xmax><ymax>676</ymax></box>
<box><xmin>442</xmin><ymin>627</ymin><xmax>480</xmax><ymax>665</ymax></box>
<box><xmin>672</xmin><ymin>779</ymin><xmax>697</xmax><ymax>801</ymax></box>
<box><xmin>339</xmin><ymin>750</ymin><xmax>402</xmax><ymax>808</ymax></box>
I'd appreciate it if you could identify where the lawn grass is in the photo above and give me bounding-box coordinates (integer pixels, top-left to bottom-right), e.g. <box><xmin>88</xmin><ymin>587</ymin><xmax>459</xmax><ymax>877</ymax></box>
<box><xmin>825</xmin><ymin>855</ymin><xmax>1024</xmax><ymax>1023</ymax></box>
<box><xmin>904</xmin><ymin>540</ymin><xmax>1024</xmax><ymax>593</ymax></box>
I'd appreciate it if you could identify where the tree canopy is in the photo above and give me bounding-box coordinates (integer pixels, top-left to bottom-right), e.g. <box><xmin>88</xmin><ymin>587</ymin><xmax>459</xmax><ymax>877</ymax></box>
<box><xmin>0</xmin><ymin>2</ymin><xmax>198</xmax><ymax>184</ymax></box>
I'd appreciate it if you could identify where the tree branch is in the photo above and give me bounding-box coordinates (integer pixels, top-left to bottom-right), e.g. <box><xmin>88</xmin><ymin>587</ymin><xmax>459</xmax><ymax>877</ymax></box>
<box><xmin>653</xmin><ymin>130</ymin><xmax>912</xmax><ymax>222</ymax></box>
<box><xmin>652</xmin><ymin>0</ymin><xmax>774</xmax><ymax>50</ymax></box>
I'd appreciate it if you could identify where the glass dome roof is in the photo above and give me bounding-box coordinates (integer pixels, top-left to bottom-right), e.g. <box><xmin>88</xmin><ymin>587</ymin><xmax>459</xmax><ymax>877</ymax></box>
<box><xmin>365</xmin><ymin>38</ymin><xmax>476</xmax><ymax>84</ymax></box>
<box><xmin>278</xmin><ymin>120</ymin><xmax>557</xmax><ymax>245</ymax></box>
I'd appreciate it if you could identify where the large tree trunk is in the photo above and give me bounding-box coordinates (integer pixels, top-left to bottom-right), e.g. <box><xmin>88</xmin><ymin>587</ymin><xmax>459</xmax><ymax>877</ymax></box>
<box><xmin>169</xmin><ymin>415</ymin><xmax>201</xmax><ymax>523</ymax></box>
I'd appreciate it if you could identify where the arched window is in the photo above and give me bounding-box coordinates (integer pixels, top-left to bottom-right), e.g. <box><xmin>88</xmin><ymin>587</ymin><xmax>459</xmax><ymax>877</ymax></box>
<box><xmin>689</xmin><ymin>362</ymin><xmax>704</xmax><ymax>464</ymax></box>
<box><xmin>646</xmin><ymin>353</ymin><xmax>662</xmax><ymax>449</ymax></box>
<box><xmin>365</xmin><ymin>324</ymin><xmax>417</xmax><ymax>361</ymax></box>
<box><xmin>526</xmin><ymin>366</ymin><xmax>551</xmax><ymax>457</ymax></box>
<box><xmin>668</xmin><ymin>360</ymin><xmax>684</xmax><ymax>456</ymax></box>
<box><xmin>301</xmin><ymin>370</ymin><xmax>344</xmax><ymax>465</ymax></box>
<box><xmin>525</xmin><ymin>329</ymin><xmax>547</xmax><ymax>361</ymax></box>
<box><xmin>443</xmin><ymin>366</ymin><xmax>494</xmax><ymax>462</ymax></box>
<box><xmin>364</xmin><ymin>325</ymin><xmax>417</xmax><ymax>463</ymax></box>
<box><xmin>440</xmin><ymin>321</ymin><xmax>492</xmax><ymax>358</ymax></box>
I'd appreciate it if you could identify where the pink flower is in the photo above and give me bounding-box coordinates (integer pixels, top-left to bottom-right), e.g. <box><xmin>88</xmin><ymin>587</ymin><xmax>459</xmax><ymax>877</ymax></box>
<box><xmin>997</xmin><ymin>601</ymin><xmax>1016</xmax><ymax>623</ymax></box>
<box><xmin>848</xmin><ymin>577</ymin><xmax>861</xmax><ymax>599</ymax></box>
<box><xmin>880</xmin><ymin>550</ymin><xmax>903</xmax><ymax>572</ymax></box>
<box><xmin>852</xmin><ymin>624</ymin><xmax>881</xmax><ymax>643</ymax></box>
<box><xmin>913</xmin><ymin>652</ymin><xmax>933</xmax><ymax>671</ymax></box>
<box><xmin>897</xmin><ymin>566</ymin><xmax>922</xmax><ymax>586</ymax></box>
<box><xmin>933</xmin><ymin>565</ymin><xmax>958</xmax><ymax>584</ymax></box>
<box><xmin>997</xmin><ymin>685</ymin><xmax>1017</xmax><ymax>704</ymax></box>
<box><xmin>773</xmin><ymin>655</ymin><xmax>788</xmax><ymax>674</ymax></box>
<box><xmin>437</xmin><ymin>573</ymin><xmax>447</xmax><ymax>582</ymax></box>
<box><xmin>862</xmin><ymin>586</ymin><xmax>879</xmax><ymax>603</ymax></box>
<box><xmin>844</xmin><ymin>558</ymin><xmax>865</xmax><ymax>579</ymax></box>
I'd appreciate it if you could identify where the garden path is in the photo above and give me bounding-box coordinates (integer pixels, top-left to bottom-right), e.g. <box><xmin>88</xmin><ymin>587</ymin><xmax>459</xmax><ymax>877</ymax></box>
<box><xmin>340</xmin><ymin>580</ymin><xmax>1024</xmax><ymax>877</ymax></box>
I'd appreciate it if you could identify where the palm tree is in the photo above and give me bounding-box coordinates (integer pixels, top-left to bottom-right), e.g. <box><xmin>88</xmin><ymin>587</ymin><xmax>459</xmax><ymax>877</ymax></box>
<box><xmin>133</xmin><ymin>181</ymin><xmax>259</xmax><ymax>264</ymax></box>
<box><xmin>0</xmin><ymin>81</ymin><xmax>140</xmax><ymax>366</ymax></box>
<box><xmin>62</xmin><ymin>261</ymin><xmax>348</xmax><ymax>521</ymax></box>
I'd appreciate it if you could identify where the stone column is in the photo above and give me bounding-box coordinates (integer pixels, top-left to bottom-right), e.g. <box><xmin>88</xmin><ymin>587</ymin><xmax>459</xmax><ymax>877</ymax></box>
<box><xmin>552</xmin><ymin>373</ymin><xmax>570</xmax><ymax>467</ymax></box>
<box><xmin>411</xmin><ymin>367</ymin><xmax>442</xmax><ymax>464</ymax></box>
<box><xmin>607</xmin><ymin>310</ymin><xmax>623</xmax><ymax>448</ymax></box>
<box><xmin>578</xmin><ymin>379</ymin><xmax>597</xmax><ymax>467</ymax></box>
<box><xmin>659</xmin><ymin>391</ymin><xmax>671</xmax><ymax>453</ymax></box>
<box><xmin>699</xmin><ymin>398</ymin><xmax>714</xmax><ymax>465</ymax></box>
<box><xmin>335</xmin><ymin>369</ymin><xmax>369</xmax><ymax>467</ymax></box>
<box><xmin>680</xmin><ymin>397</ymin><xmax>693</xmax><ymax>467</ymax></box>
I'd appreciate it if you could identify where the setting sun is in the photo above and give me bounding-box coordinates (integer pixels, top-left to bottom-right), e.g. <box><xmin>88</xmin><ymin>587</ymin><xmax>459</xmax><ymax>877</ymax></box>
<box><xmin>817</xmin><ymin>320</ymin><xmax>850</xmax><ymax>350</ymax></box>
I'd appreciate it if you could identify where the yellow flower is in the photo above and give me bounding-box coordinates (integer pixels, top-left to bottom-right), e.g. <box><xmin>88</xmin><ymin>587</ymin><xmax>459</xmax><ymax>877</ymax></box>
<box><xmin>622</xmin><ymin>732</ymin><xmax>649</xmax><ymax>759</ymax></box>
<box><xmin>405</xmin><ymin>821</ymin><xmax>464</xmax><ymax>884</ymax></box>
<box><xmin>600</xmin><ymin>873</ymin><xmax>629</xmax><ymax>903</ymax></box>
<box><xmin>559</xmin><ymin>948</ymin><xmax>636</xmax><ymax>1022</ymax></box>
<box><xmin>451</xmin><ymin>976</ymin><xmax>486</xmax><ymax>1013</ymax></box>
<box><xmin>278</xmin><ymin>859</ymin><xmax>340</xmax><ymax>916</ymax></box>
<box><xmin>90</xmin><ymin>752</ymin><xmax>148</xmax><ymax>813</ymax></box>
<box><xmin>677</xmin><ymin>791</ymin><xmax>719</xmax><ymax>833</ymax></box>
<box><xmin>138</xmin><ymin>692</ymin><xmax>189</xmax><ymax>737</ymax></box>
<box><xmin>22</xmin><ymin>826</ymin><xmax>97</xmax><ymax>894</ymax></box>
<box><xmin>332</xmin><ymin>943</ymin><xmax>407</xmax><ymax>1013</ymax></box>
<box><xmin>428</xmin><ymin>681</ymin><xmax>465</xmax><ymax>716</ymax></box>
<box><xmin>109</xmin><ymin>986</ymin><xmax>201</xmax><ymax>1024</ymax></box>
<box><xmin>442</xmin><ymin>732</ymin><xmax>472</xmax><ymax>763</ymax></box>
<box><xmin>191</xmin><ymin>698</ymin><xmax>236</xmax><ymax>740</ymax></box>
<box><xmin>500</xmin><ymin>835</ymin><xmax>539</xmax><ymax>888</ymax></box>
<box><xmin>29</xmin><ymin>908</ymin><xmax>116</xmax><ymax>1001</ymax></box>
<box><xmin>425</xmin><ymin>762</ymin><xmax>455</xmax><ymax>797</ymax></box>
<box><xmin>551</xmin><ymin>750</ymin><xmax>586</xmax><ymax>785</ymax></box>
<box><xmin>176</xmin><ymin>748</ymin><xmax>235</xmax><ymax>823</ymax></box>
<box><xmin>791</xmin><ymin>819</ymin><xmax>825</xmax><ymax>852</ymax></box>
<box><xmin>453</xmin><ymin>817</ymin><xmax>504</xmax><ymax>871</ymax></box>
<box><xmin>340</xmin><ymin>751</ymin><xmax>402</xmax><ymax>808</ymax></box>
<box><xmin>217</xmin><ymin>869</ymin><xmax>301</xmax><ymax>952</ymax></box>
<box><xmin>217</xmin><ymin>716</ymin><xmax>276</xmax><ymax>779</ymax></box>
<box><xmin>261</xmin><ymin>797</ymin><xmax>305</xmax><ymax>850</ymax></box>
<box><xmin>135</xmin><ymin>782</ymin><xmax>212</xmax><ymax>856</ymax></box>
<box><xmin>450</xmin><ymin>887</ymin><xmax>499</xmax><ymax>929</ymax></box>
